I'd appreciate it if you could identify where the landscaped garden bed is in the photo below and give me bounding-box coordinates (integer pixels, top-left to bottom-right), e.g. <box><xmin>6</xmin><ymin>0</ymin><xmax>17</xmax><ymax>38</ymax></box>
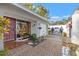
<box><xmin>27</xmin><ymin>34</ymin><xmax>47</xmax><ymax>47</ymax></box>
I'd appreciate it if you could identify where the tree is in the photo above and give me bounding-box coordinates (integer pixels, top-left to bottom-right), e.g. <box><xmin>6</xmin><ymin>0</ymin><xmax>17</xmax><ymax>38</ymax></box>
<box><xmin>0</xmin><ymin>16</ymin><xmax>10</xmax><ymax>51</ymax></box>
<box><xmin>35</xmin><ymin>5</ymin><xmax>48</xmax><ymax>18</ymax></box>
<box><xmin>25</xmin><ymin>3</ymin><xmax>33</xmax><ymax>10</ymax></box>
<box><xmin>62</xmin><ymin>19</ymin><xmax>69</xmax><ymax>24</ymax></box>
<box><xmin>24</xmin><ymin>3</ymin><xmax>48</xmax><ymax>18</ymax></box>
<box><xmin>51</xmin><ymin>19</ymin><xmax>69</xmax><ymax>25</ymax></box>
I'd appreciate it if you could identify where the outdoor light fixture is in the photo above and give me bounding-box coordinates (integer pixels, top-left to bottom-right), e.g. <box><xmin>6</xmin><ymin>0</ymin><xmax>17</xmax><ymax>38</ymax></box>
<box><xmin>32</xmin><ymin>24</ymin><xmax>35</xmax><ymax>27</ymax></box>
<box><xmin>48</xmin><ymin>28</ymin><xmax>50</xmax><ymax>29</ymax></box>
<box><xmin>38</xmin><ymin>27</ymin><xmax>42</xmax><ymax>29</ymax></box>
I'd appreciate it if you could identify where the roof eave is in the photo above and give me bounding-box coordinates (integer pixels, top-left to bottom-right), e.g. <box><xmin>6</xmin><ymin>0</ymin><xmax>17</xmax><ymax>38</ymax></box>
<box><xmin>11</xmin><ymin>3</ymin><xmax>49</xmax><ymax>23</ymax></box>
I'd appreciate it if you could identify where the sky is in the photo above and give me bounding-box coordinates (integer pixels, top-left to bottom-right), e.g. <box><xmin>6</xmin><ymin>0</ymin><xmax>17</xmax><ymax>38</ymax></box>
<box><xmin>37</xmin><ymin>3</ymin><xmax>79</xmax><ymax>22</ymax></box>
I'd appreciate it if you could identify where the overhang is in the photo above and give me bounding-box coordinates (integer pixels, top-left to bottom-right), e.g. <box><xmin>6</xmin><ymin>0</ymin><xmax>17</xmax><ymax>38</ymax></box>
<box><xmin>11</xmin><ymin>3</ymin><xmax>50</xmax><ymax>24</ymax></box>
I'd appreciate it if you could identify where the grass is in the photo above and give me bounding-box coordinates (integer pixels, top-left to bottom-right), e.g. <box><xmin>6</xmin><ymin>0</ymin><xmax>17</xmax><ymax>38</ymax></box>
<box><xmin>0</xmin><ymin>40</ymin><xmax>17</xmax><ymax>56</ymax></box>
<box><xmin>0</xmin><ymin>46</ymin><xmax>12</xmax><ymax>56</ymax></box>
<box><xmin>0</xmin><ymin>50</ymin><xmax>6</xmax><ymax>56</ymax></box>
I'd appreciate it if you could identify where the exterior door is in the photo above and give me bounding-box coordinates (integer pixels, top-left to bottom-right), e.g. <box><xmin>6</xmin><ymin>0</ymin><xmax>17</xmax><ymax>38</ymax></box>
<box><xmin>4</xmin><ymin>17</ymin><xmax>16</xmax><ymax>42</ymax></box>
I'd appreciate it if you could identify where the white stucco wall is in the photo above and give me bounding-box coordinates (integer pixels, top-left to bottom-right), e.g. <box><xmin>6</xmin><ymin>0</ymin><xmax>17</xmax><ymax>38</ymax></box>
<box><xmin>31</xmin><ymin>21</ymin><xmax>38</xmax><ymax>36</ymax></box>
<box><xmin>0</xmin><ymin>4</ymin><xmax>48</xmax><ymax>50</ymax></box>
<box><xmin>71</xmin><ymin>12</ymin><xmax>79</xmax><ymax>45</ymax></box>
<box><xmin>39</xmin><ymin>23</ymin><xmax>47</xmax><ymax>36</ymax></box>
<box><xmin>0</xmin><ymin>4</ymin><xmax>48</xmax><ymax>38</ymax></box>
<box><xmin>31</xmin><ymin>21</ymin><xmax>48</xmax><ymax>37</ymax></box>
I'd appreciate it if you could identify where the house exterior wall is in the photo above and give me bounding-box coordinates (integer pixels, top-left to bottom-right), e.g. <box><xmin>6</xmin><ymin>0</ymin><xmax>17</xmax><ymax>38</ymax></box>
<box><xmin>3</xmin><ymin>16</ymin><xmax>16</xmax><ymax>42</ymax></box>
<box><xmin>0</xmin><ymin>4</ymin><xmax>48</xmax><ymax>50</ymax></box>
<box><xmin>31</xmin><ymin>21</ymin><xmax>38</xmax><ymax>36</ymax></box>
<box><xmin>71</xmin><ymin>10</ymin><xmax>79</xmax><ymax>45</ymax></box>
<box><xmin>39</xmin><ymin>23</ymin><xmax>48</xmax><ymax>37</ymax></box>
<box><xmin>0</xmin><ymin>4</ymin><xmax>48</xmax><ymax>38</ymax></box>
<box><xmin>31</xmin><ymin>20</ymin><xmax>48</xmax><ymax>37</ymax></box>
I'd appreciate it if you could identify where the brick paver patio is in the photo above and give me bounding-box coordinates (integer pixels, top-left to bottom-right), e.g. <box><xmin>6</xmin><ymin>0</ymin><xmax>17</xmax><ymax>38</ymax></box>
<box><xmin>7</xmin><ymin>33</ymin><xmax>62</xmax><ymax>56</ymax></box>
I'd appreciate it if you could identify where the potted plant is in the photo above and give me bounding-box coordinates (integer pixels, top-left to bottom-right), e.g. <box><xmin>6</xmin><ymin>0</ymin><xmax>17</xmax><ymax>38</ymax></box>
<box><xmin>28</xmin><ymin>34</ymin><xmax>38</xmax><ymax>47</ymax></box>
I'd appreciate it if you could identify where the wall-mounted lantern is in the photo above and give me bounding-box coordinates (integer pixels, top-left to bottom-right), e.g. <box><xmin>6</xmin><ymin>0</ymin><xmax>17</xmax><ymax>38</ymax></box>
<box><xmin>32</xmin><ymin>23</ymin><xmax>36</xmax><ymax>27</ymax></box>
<box><xmin>48</xmin><ymin>28</ymin><xmax>50</xmax><ymax>29</ymax></box>
<box><xmin>38</xmin><ymin>27</ymin><xmax>42</xmax><ymax>29</ymax></box>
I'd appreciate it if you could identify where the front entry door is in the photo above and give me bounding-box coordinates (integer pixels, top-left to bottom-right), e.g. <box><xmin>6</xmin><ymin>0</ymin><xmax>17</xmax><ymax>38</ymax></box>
<box><xmin>4</xmin><ymin>17</ymin><xmax>16</xmax><ymax>42</ymax></box>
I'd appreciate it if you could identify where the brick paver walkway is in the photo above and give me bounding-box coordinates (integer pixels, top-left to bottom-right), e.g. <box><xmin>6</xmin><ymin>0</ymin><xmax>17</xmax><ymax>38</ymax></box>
<box><xmin>7</xmin><ymin>33</ymin><xmax>62</xmax><ymax>56</ymax></box>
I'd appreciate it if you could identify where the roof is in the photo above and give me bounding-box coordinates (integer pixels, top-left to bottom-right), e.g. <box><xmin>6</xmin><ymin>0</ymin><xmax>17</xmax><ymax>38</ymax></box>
<box><xmin>11</xmin><ymin>3</ymin><xmax>50</xmax><ymax>24</ymax></box>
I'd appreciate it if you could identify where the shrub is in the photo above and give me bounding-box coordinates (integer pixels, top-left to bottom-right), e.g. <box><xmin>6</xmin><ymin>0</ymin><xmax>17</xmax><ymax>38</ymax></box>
<box><xmin>31</xmin><ymin>34</ymin><xmax>37</xmax><ymax>42</ymax></box>
<box><xmin>0</xmin><ymin>51</ymin><xmax>6</xmax><ymax>56</ymax></box>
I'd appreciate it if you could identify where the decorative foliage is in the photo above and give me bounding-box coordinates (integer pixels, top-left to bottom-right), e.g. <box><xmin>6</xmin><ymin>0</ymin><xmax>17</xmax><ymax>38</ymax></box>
<box><xmin>35</xmin><ymin>5</ymin><xmax>48</xmax><ymax>18</ymax></box>
<box><xmin>0</xmin><ymin>16</ymin><xmax>10</xmax><ymax>33</ymax></box>
<box><xmin>0</xmin><ymin>51</ymin><xmax>6</xmax><ymax>56</ymax></box>
<box><xmin>31</xmin><ymin>34</ymin><xmax>37</xmax><ymax>42</ymax></box>
<box><xmin>24</xmin><ymin>3</ymin><xmax>48</xmax><ymax>19</ymax></box>
<box><xmin>51</xmin><ymin>19</ymin><xmax>69</xmax><ymax>25</ymax></box>
<box><xmin>0</xmin><ymin>33</ymin><xmax>3</xmax><ymax>40</ymax></box>
<box><xmin>0</xmin><ymin>16</ymin><xmax>4</xmax><ymax>33</ymax></box>
<box><xmin>3</xmin><ymin>18</ymin><xmax>10</xmax><ymax>26</ymax></box>
<box><xmin>25</xmin><ymin>3</ymin><xmax>33</xmax><ymax>10</ymax></box>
